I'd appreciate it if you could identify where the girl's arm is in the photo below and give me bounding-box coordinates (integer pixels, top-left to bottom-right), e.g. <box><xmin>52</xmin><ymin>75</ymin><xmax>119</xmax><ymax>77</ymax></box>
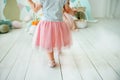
<box><xmin>64</xmin><ymin>0</ymin><xmax>76</xmax><ymax>15</ymax></box>
<box><xmin>27</xmin><ymin>0</ymin><xmax>42</xmax><ymax>12</ymax></box>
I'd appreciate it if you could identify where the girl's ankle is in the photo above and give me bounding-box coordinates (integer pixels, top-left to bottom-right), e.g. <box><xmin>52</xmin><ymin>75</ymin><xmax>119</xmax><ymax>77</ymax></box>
<box><xmin>48</xmin><ymin>60</ymin><xmax>56</xmax><ymax>68</ymax></box>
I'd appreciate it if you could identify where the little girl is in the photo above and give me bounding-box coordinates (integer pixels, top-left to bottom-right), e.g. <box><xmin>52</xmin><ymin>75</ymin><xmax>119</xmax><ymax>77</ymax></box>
<box><xmin>28</xmin><ymin>0</ymin><xmax>76</xmax><ymax>68</ymax></box>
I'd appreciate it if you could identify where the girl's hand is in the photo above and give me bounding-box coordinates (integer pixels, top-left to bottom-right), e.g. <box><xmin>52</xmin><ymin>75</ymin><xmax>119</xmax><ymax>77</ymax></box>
<box><xmin>64</xmin><ymin>2</ymin><xmax>77</xmax><ymax>16</ymax></box>
<box><xmin>73</xmin><ymin>9</ymin><xmax>78</xmax><ymax>15</ymax></box>
<box><xmin>27</xmin><ymin>0</ymin><xmax>42</xmax><ymax>13</ymax></box>
<box><xmin>27</xmin><ymin>0</ymin><xmax>33</xmax><ymax>2</ymax></box>
<box><xmin>27</xmin><ymin>0</ymin><xmax>32</xmax><ymax>1</ymax></box>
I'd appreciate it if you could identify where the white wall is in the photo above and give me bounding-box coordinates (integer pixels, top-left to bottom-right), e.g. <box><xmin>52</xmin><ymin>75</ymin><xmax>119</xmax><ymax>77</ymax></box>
<box><xmin>89</xmin><ymin>0</ymin><xmax>120</xmax><ymax>18</ymax></box>
<box><xmin>89</xmin><ymin>0</ymin><xmax>107</xmax><ymax>17</ymax></box>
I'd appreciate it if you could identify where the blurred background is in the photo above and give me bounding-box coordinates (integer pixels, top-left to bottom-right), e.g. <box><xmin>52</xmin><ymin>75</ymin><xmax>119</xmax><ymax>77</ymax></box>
<box><xmin>0</xmin><ymin>0</ymin><xmax>120</xmax><ymax>21</ymax></box>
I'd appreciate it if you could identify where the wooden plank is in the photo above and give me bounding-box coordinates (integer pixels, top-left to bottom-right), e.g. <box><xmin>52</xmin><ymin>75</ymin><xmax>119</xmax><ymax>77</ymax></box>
<box><xmin>0</xmin><ymin>29</ymin><xmax>21</xmax><ymax>39</ymax></box>
<box><xmin>82</xmin><ymin>19</ymin><xmax>120</xmax><ymax>60</ymax></box>
<box><xmin>0</xmin><ymin>29</ymin><xmax>23</xmax><ymax>61</ymax></box>
<box><xmin>72</xmin><ymin>32</ymin><xmax>103</xmax><ymax>80</ymax></box>
<box><xmin>85</xmin><ymin>20</ymin><xmax>120</xmax><ymax>76</ymax></box>
<box><xmin>85</xmin><ymin>19</ymin><xmax>120</xmax><ymax>61</ymax></box>
<box><xmin>59</xmin><ymin>50</ymin><xmax>82</xmax><ymax>80</ymax></box>
<box><xmin>58</xmin><ymin>33</ymin><xmax>83</xmax><ymax>80</ymax></box>
<box><xmin>25</xmin><ymin>47</ymin><xmax>62</xmax><ymax>80</ymax></box>
<box><xmin>84</xmin><ymin>20</ymin><xmax>120</xmax><ymax>77</ymax></box>
<box><xmin>6</xmin><ymin>31</ymin><xmax>33</xmax><ymax>80</ymax></box>
<box><xmin>101</xmin><ymin>53</ymin><xmax>120</xmax><ymax>76</ymax></box>
<box><xmin>0</xmin><ymin>19</ymin><xmax>120</xmax><ymax>80</ymax></box>
<box><xmin>0</xmin><ymin>30</ymin><xmax>30</xmax><ymax>80</ymax></box>
<box><xmin>76</xmin><ymin>21</ymin><xmax>120</xmax><ymax>80</ymax></box>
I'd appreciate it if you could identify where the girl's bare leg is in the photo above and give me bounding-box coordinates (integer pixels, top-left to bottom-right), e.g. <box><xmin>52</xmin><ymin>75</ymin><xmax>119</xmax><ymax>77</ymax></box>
<box><xmin>47</xmin><ymin>51</ymin><xmax>56</xmax><ymax>68</ymax></box>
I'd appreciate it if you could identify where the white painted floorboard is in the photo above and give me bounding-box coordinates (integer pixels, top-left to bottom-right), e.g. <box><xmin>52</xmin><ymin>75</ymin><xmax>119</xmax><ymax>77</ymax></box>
<box><xmin>0</xmin><ymin>18</ymin><xmax>120</xmax><ymax>80</ymax></box>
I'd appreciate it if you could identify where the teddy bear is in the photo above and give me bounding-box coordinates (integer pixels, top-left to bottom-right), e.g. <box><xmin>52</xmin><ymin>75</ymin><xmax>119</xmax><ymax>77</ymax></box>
<box><xmin>0</xmin><ymin>20</ymin><xmax>22</xmax><ymax>34</ymax></box>
<box><xmin>0</xmin><ymin>20</ymin><xmax>11</xmax><ymax>33</ymax></box>
<box><xmin>0</xmin><ymin>24</ymin><xmax>9</xmax><ymax>33</ymax></box>
<box><xmin>74</xmin><ymin>7</ymin><xmax>87</xmax><ymax>29</ymax></box>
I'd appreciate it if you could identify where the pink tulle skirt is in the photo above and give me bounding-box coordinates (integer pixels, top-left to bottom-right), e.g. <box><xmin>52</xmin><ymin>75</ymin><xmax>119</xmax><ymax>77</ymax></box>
<box><xmin>32</xmin><ymin>21</ymin><xmax>72</xmax><ymax>51</ymax></box>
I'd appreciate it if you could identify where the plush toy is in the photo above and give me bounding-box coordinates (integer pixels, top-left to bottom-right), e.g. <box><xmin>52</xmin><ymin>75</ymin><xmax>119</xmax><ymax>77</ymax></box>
<box><xmin>74</xmin><ymin>7</ymin><xmax>86</xmax><ymax>20</ymax></box>
<box><xmin>74</xmin><ymin>7</ymin><xmax>87</xmax><ymax>29</ymax></box>
<box><xmin>32</xmin><ymin>20</ymin><xmax>39</xmax><ymax>26</ymax></box>
<box><xmin>0</xmin><ymin>24</ymin><xmax>10</xmax><ymax>33</ymax></box>
<box><xmin>0</xmin><ymin>20</ymin><xmax>23</xmax><ymax>34</ymax></box>
<box><xmin>25</xmin><ymin>13</ymin><xmax>40</xmax><ymax>35</ymax></box>
<box><xmin>75</xmin><ymin>11</ymin><xmax>86</xmax><ymax>20</ymax></box>
<box><xmin>0</xmin><ymin>20</ymin><xmax>11</xmax><ymax>33</ymax></box>
<box><xmin>27</xmin><ymin>19</ymin><xmax>39</xmax><ymax>35</ymax></box>
<box><xmin>0</xmin><ymin>20</ymin><xmax>12</xmax><ymax>29</ymax></box>
<box><xmin>75</xmin><ymin>19</ymin><xmax>87</xmax><ymax>29</ymax></box>
<box><xmin>12</xmin><ymin>20</ymin><xmax>22</xmax><ymax>29</ymax></box>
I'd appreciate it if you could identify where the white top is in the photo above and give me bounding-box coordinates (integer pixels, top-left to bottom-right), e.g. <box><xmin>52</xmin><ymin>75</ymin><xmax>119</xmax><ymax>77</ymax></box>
<box><xmin>38</xmin><ymin>0</ymin><xmax>67</xmax><ymax>21</ymax></box>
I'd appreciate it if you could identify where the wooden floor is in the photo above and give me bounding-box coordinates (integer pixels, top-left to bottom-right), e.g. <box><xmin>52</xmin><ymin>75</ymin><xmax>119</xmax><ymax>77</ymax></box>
<box><xmin>0</xmin><ymin>18</ymin><xmax>120</xmax><ymax>80</ymax></box>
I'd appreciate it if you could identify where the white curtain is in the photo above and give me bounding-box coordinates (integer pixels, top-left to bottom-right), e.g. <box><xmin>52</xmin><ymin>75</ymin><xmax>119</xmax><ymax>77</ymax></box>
<box><xmin>105</xmin><ymin>0</ymin><xmax>120</xmax><ymax>18</ymax></box>
<box><xmin>89</xmin><ymin>0</ymin><xmax>120</xmax><ymax>18</ymax></box>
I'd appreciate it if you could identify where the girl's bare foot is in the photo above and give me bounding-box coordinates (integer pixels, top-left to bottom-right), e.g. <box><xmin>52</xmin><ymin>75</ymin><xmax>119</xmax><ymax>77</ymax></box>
<box><xmin>48</xmin><ymin>60</ymin><xmax>56</xmax><ymax>68</ymax></box>
<box><xmin>47</xmin><ymin>51</ymin><xmax>56</xmax><ymax>68</ymax></box>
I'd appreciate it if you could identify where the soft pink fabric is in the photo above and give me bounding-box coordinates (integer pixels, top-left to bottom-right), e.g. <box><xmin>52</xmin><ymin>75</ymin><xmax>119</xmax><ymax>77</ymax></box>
<box><xmin>63</xmin><ymin>12</ymin><xmax>76</xmax><ymax>30</ymax></box>
<box><xmin>33</xmin><ymin>21</ymin><xmax>72</xmax><ymax>51</ymax></box>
